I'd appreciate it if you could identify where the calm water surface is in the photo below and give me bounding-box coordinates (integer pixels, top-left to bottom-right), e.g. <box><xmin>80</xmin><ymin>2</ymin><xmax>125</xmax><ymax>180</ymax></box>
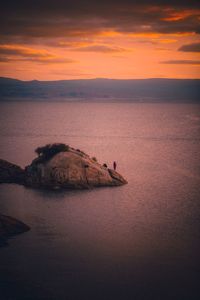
<box><xmin>0</xmin><ymin>102</ymin><xmax>200</xmax><ymax>299</ymax></box>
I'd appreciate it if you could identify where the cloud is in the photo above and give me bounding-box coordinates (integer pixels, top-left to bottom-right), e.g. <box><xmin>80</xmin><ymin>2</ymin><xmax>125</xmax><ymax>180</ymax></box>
<box><xmin>43</xmin><ymin>40</ymin><xmax>129</xmax><ymax>53</ymax></box>
<box><xmin>16</xmin><ymin>57</ymin><xmax>76</xmax><ymax>64</ymax></box>
<box><xmin>41</xmin><ymin>39</ymin><xmax>130</xmax><ymax>53</ymax></box>
<box><xmin>73</xmin><ymin>45</ymin><xmax>129</xmax><ymax>53</ymax></box>
<box><xmin>178</xmin><ymin>42</ymin><xmax>200</xmax><ymax>52</ymax></box>
<box><xmin>56</xmin><ymin>41</ymin><xmax>95</xmax><ymax>48</ymax></box>
<box><xmin>0</xmin><ymin>44</ymin><xmax>76</xmax><ymax>64</ymax></box>
<box><xmin>53</xmin><ymin>71</ymin><xmax>93</xmax><ymax>77</ymax></box>
<box><xmin>156</xmin><ymin>47</ymin><xmax>171</xmax><ymax>51</ymax></box>
<box><xmin>0</xmin><ymin>1</ymin><xmax>200</xmax><ymax>44</ymax></box>
<box><xmin>161</xmin><ymin>59</ymin><xmax>200</xmax><ymax>65</ymax></box>
<box><xmin>0</xmin><ymin>44</ymin><xmax>54</xmax><ymax>57</ymax></box>
<box><xmin>0</xmin><ymin>57</ymin><xmax>10</xmax><ymax>62</ymax></box>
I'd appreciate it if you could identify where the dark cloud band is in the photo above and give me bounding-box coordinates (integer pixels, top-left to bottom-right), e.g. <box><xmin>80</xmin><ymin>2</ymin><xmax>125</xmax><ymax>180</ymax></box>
<box><xmin>1</xmin><ymin>1</ymin><xmax>200</xmax><ymax>41</ymax></box>
<box><xmin>179</xmin><ymin>43</ymin><xmax>200</xmax><ymax>52</ymax></box>
<box><xmin>161</xmin><ymin>60</ymin><xmax>200</xmax><ymax>65</ymax></box>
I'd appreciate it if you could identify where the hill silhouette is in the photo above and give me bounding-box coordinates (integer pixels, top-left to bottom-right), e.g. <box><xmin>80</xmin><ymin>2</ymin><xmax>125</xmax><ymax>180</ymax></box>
<box><xmin>0</xmin><ymin>77</ymin><xmax>199</xmax><ymax>102</ymax></box>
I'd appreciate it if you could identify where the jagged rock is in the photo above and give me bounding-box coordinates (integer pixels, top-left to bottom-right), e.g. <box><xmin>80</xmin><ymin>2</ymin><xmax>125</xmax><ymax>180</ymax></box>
<box><xmin>0</xmin><ymin>144</ymin><xmax>127</xmax><ymax>189</ymax></box>
<box><xmin>0</xmin><ymin>214</ymin><xmax>30</xmax><ymax>240</ymax></box>
<box><xmin>0</xmin><ymin>159</ymin><xmax>25</xmax><ymax>184</ymax></box>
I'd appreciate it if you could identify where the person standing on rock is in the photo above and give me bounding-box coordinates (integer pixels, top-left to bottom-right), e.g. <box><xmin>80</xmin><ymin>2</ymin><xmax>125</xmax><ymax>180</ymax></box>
<box><xmin>113</xmin><ymin>161</ymin><xmax>117</xmax><ymax>170</ymax></box>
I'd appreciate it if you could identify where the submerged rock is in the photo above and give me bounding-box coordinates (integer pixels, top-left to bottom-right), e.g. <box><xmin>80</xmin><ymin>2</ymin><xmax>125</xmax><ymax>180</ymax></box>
<box><xmin>0</xmin><ymin>143</ymin><xmax>127</xmax><ymax>189</ymax></box>
<box><xmin>0</xmin><ymin>214</ymin><xmax>30</xmax><ymax>241</ymax></box>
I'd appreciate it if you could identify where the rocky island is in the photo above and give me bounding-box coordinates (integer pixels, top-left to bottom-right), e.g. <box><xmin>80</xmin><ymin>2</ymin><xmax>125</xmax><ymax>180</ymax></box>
<box><xmin>0</xmin><ymin>143</ymin><xmax>127</xmax><ymax>189</ymax></box>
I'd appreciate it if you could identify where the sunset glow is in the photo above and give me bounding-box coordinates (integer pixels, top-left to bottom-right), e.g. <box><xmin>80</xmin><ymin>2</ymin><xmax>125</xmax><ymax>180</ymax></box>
<box><xmin>0</xmin><ymin>1</ymin><xmax>200</xmax><ymax>80</ymax></box>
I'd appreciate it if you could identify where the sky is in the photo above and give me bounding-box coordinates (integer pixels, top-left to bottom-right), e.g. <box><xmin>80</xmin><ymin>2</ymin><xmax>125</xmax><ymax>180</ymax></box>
<box><xmin>0</xmin><ymin>0</ymin><xmax>200</xmax><ymax>80</ymax></box>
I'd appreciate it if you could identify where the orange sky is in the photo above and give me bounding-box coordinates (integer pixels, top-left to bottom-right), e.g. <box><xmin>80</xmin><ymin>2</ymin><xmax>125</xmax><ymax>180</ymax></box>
<box><xmin>0</xmin><ymin>1</ymin><xmax>200</xmax><ymax>80</ymax></box>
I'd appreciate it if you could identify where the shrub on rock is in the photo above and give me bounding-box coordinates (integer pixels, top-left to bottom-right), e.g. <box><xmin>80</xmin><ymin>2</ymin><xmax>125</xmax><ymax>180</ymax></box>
<box><xmin>35</xmin><ymin>143</ymin><xmax>69</xmax><ymax>163</ymax></box>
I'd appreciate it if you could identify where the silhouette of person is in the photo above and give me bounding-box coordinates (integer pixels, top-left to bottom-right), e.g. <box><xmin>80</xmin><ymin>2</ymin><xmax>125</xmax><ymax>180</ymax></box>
<box><xmin>113</xmin><ymin>161</ymin><xmax>117</xmax><ymax>170</ymax></box>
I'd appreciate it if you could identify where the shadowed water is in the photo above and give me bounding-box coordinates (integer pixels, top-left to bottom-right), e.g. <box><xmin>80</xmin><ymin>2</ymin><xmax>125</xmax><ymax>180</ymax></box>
<box><xmin>0</xmin><ymin>102</ymin><xmax>200</xmax><ymax>300</ymax></box>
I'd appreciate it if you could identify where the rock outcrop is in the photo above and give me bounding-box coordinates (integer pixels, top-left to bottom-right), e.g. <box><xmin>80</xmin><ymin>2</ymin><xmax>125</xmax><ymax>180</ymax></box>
<box><xmin>0</xmin><ymin>214</ymin><xmax>30</xmax><ymax>241</ymax></box>
<box><xmin>0</xmin><ymin>159</ymin><xmax>25</xmax><ymax>184</ymax></box>
<box><xmin>0</xmin><ymin>143</ymin><xmax>127</xmax><ymax>189</ymax></box>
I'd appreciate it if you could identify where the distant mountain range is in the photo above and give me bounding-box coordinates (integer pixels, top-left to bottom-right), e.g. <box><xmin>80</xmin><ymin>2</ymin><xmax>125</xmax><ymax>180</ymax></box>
<box><xmin>0</xmin><ymin>77</ymin><xmax>199</xmax><ymax>102</ymax></box>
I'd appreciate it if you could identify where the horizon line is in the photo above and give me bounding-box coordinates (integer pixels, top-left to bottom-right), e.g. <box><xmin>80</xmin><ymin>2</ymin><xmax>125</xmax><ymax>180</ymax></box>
<box><xmin>1</xmin><ymin>76</ymin><xmax>200</xmax><ymax>82</ymax></box>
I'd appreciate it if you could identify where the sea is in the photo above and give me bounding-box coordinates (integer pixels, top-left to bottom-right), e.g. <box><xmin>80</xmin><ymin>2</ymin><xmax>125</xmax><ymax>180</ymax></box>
<box><xmin>0</xmin><ymin>101</ymin><xmax>200</xmax><ymax>300</ymax></box>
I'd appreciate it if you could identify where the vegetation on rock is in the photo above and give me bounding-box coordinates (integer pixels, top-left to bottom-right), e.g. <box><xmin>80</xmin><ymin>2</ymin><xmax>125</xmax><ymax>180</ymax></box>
<box><xmin>35</xmin><ymin>143</ymin><xmax>69</xmax><ymax>163</ymax></box>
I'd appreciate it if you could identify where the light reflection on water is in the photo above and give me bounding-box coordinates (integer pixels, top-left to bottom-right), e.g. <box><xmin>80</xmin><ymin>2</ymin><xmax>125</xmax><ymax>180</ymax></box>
<box><xmin>0</xmin><ymin>102</ymin><xmax>200</xmax><ymax>299</ymax></box>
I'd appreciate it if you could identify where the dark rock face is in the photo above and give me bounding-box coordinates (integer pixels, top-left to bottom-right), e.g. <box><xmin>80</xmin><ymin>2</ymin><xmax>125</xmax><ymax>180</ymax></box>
<box><xmin>0</xmin><ymin>214</ymin><xmax>30</xmax><ymax>240</ymax></box>
<box><xmin>0</xmin><ymin>159</ymin><xmax>25</xmax><ymax>184</ymax></box>
<box><xmin>0</xmin><ymin>144</ymin><xmax>127</xmax><ymax>189</ymax></box>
